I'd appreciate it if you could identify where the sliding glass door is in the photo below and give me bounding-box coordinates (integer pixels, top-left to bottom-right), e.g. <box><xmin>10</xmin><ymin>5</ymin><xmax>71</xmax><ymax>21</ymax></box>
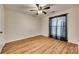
<box><xmin>49</xmin><ymin>14</ymin><xmax>67</xmax><ymax>41</ymax></box>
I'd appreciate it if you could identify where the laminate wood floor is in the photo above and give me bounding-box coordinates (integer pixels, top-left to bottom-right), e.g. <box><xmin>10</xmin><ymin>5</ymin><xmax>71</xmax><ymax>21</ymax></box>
<box><xmin>1</xmin><ymin>35</ymin><xmax>78</xmax><ymax>54</ymax></box>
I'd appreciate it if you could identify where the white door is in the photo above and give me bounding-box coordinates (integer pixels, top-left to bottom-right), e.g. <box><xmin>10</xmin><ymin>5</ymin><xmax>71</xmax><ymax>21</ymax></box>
<box><xmin>0</xmin><ymin>5</ymin><xmax>5</xmax><ymax>51</ymax></box>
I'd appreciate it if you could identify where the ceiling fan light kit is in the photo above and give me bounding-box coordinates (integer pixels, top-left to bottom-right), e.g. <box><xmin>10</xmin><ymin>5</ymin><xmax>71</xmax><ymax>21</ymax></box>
<box><xmin>38</xmin><ymin>10</ymin><xmax>42</xmax><ymax>14</ymax></box>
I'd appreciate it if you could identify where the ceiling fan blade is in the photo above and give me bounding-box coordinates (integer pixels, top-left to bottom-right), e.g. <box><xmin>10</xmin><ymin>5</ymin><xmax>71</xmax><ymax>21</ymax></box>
<box><xmin>36</xmin><ymin>12</ymin><xmax>38</xmax><ymax>15</ymax></box>
<box><xmin>43</xmin><ymin>7</ymin><xmax>50</xmax><ymax>10</ymax></box>
<box><xmin>42</xmin><ymin>11</ymin><xmax>47</xmax><ymax>14</ymax></box>
<box><xmin>30</xmin><ymin>10</ymin><xmax>37</xmax><ymax>11</ymax></box>
<box><xmin>36</xmin><ymin>4</ymin><xmax>39</xmax><ymax>8</ymax></box>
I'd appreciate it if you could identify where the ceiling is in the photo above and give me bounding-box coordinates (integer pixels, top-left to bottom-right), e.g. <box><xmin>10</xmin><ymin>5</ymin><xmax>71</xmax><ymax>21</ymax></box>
<box><xmin>5</xmin><ymin>4</ymin><xmax>79</xmax><ymax>17</ymax></box>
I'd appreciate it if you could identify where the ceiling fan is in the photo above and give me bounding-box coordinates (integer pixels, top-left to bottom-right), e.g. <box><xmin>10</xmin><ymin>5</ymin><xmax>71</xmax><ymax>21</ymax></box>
<box><xmin>30</xmin><ymin>4</ymin><xmax>50</xmax><ymax>15</ymax></box>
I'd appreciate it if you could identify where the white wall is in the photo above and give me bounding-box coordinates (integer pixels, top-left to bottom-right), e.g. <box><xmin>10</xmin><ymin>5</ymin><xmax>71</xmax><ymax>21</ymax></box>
<box><xmin>41</xmin><ymin>7</ymin><xmax>79</xmax><ymax>45</ymax></box>
<box><xmin>5</xmin><ymin>9</ymin><xmax>41</xmax><ymax>42</ymax></box>
<box><xmin>5</xmin><ymin>6</ymin><xmax>79</xmax><ymax>45</ymax></box>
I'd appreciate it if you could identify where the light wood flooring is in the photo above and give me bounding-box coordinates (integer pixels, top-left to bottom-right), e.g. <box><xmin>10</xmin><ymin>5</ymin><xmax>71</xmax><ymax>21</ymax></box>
<box><xmin>1</xmin><ymin>35</ymin><xmax>78</xmax><ymax>54</ymax></box>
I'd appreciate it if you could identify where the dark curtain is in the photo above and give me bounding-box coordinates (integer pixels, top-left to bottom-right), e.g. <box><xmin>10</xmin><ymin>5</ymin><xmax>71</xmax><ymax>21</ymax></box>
<box><xmin>49</xmin><ymin>14</ymin><xmax>67</xmax><ymax>41</ymax></box>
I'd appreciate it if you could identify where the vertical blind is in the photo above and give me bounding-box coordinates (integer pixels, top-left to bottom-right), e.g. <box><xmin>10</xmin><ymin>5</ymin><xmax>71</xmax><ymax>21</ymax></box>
<box><xmin>49</xmin><ymin>14</ymin><xmax>67</xmax><ymax>41</ymax></box>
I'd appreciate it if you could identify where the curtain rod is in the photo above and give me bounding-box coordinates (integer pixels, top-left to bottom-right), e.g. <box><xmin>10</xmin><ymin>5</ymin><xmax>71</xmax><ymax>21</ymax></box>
<box><xmin>49</xmin><ymin>13</ymin><xmax>69</xmax><ymax>19</ymax></box>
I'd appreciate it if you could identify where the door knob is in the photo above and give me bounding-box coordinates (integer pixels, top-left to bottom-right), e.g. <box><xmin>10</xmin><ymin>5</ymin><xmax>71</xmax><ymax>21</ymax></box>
<box><xmin>0</xmin><ymin>32</ymin><xmax>3</xmax><ymax>34</ymax></box>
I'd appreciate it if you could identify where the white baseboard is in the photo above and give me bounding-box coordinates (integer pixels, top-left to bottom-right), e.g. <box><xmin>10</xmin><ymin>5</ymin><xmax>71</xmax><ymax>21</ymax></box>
<box><xmin>6</xmin><ymin>34</ymin><xmax>41</xmax><ymax>43</ymax></box>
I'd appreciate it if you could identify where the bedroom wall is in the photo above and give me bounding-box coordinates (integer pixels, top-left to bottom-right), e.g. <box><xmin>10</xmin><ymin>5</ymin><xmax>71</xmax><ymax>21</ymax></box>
<box><xmin>5</xmin><ymin>6</ymin><xmax>79</xmax><ymax>45</ymax></box>
<box><xmin>5</xmin><ymin>9</ymin><xmax>41</xmax><ymax>42</ymax></box>
<box><xmin>41</xmin><ymin>7</ymin><xmax>79</xmax><ymax>45</ymax></box>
